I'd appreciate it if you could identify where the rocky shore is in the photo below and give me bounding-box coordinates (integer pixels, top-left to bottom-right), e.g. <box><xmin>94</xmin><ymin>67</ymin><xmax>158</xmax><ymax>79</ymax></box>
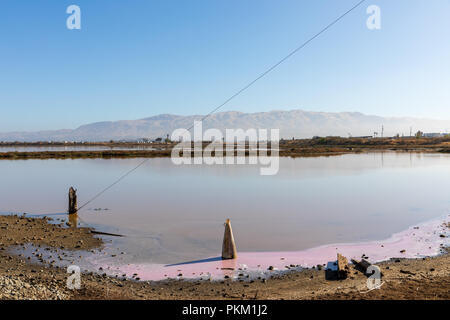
<box><xmin>0</xmin><ymin>215</ymin><xmax>448</xmax><ymax>300</ymax></box>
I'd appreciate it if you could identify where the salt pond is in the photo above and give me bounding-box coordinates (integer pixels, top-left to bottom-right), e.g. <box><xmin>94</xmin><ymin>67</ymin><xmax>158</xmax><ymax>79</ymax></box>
<box><xmin>1</xmin><ymin>152</ymin><xmax>449</xmax><ymax>280</ymax></box>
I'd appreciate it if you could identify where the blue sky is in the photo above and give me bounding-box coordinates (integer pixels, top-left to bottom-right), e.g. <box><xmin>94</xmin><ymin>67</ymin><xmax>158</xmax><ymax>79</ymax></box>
<box><xmin>1</xmin><ymin>0</ymin><xmax>449</xmax><ymax>131</ymax></box>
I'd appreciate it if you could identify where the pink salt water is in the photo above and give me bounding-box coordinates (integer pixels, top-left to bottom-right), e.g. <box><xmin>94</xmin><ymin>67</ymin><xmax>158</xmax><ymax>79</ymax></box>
<box><xmin>0</xmin><ymin>152</ymin><xmax>449</xmax><ymax>279</ymax></box>
<box><xmin>90</xmin><ymin>215</ymin><xmax>448</xmax><ymax>281</ymax></box>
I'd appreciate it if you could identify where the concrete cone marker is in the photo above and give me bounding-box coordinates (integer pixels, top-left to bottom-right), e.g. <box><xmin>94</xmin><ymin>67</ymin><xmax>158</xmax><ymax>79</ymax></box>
<box><xmin>222</xmin><ymin>219</ymin><xmax>237</xmax><ymax>259</ymax></box>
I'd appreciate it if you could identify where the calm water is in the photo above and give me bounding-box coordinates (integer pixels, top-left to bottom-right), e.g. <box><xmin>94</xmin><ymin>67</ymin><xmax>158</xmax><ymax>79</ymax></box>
<box><xmin>0</xmin><ymin>146</ymin><xmax>158</xmax><ymax>152</ymax></box>
<box><xmin>0</xmin><ymin>152</ymin><xmax>449</xmax><ymax>265</ymax></box>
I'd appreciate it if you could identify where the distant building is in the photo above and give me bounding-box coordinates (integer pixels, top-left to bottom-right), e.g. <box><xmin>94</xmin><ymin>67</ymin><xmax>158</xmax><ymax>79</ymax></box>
<box><xmin>423</xmin><ymin>133</ymin><xmax>443</xmax><ymax>138</ymax></box>
<box><xmin>137</xmin><ymin>138</ymin><xmax>151</xmax><ymax>144</ymax></box>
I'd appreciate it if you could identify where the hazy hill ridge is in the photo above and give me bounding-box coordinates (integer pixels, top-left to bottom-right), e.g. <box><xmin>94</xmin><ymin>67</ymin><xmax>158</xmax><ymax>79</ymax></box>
<box><xmin>1</xmin><ymin>110</ymin><xmax>449</xmax><ymax>142</ymax></box>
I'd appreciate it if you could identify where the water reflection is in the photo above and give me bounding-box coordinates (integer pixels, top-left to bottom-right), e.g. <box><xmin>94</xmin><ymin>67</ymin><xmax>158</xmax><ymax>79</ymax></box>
<box><xmin>0</xmin><ymin>152</ymin><xmax>449</xmax><ymax>264</ymax></box>
<box><xmin>0</xmin><ymin>146</ymin><xmax>159</xmax><ymax>152</ymax></box>
<box><xmin>68</xmin><ymin>213</ymin><xmax>79</xmax><ymax>228</ymax></box>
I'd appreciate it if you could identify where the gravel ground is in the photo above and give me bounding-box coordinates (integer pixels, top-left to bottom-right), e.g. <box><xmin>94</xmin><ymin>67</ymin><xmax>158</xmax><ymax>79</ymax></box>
<box><xmin>0</xmin><ymin>215</ymin><xmax>448</xmax><ymax>300</ymax></box>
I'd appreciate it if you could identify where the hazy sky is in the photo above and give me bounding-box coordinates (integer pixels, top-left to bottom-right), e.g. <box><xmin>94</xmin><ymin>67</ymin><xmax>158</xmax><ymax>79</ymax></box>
<box><xmin>1</xmin><ymin>0</ymin><xmax>449</xmax><ymax>131</ymax></box>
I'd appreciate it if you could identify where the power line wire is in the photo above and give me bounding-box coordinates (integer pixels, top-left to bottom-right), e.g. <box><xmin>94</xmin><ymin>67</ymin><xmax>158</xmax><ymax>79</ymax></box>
<box><xmin>78</xmin><ymin>0</ymin><xmax>367</xmax><ymax>210</ymax></box>
<box><xmin>77</xmin><ymin>158</ymin><xmax>148</xmax><ymax>211</ymax></box>
<box><xmin>197</xmin><ymin>0</ymin><xmax>367</xmax><ymax>124</ymax></box>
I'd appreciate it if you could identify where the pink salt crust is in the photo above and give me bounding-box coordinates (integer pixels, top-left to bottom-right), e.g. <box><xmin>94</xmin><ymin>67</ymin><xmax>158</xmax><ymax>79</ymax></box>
<box><xmin>91</xmin><ymin>215</ymin><xmax>449</xmax><ymax>281</ymax></box>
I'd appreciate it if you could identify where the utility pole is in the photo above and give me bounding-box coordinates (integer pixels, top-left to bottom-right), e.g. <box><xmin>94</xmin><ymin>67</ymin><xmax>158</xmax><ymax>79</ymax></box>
<box><xmin>381</xmin><ymin>125</ymin><xmax>384</xmax><ymax>138</ymax></box>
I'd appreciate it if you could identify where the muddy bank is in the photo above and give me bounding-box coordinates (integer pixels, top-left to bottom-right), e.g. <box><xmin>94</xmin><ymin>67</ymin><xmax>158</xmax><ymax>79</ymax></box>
<box><xmin>0</xmin><ymin>147</ymin><xmax>446</xmax><ymax>160</ymax></box>
<box><xmin>0</xmin><ymin>215</ymin><xmax>449</xmax><ymax>300</ymax></box>
<box><xmin>91</xmin><ymin>215</ymin><xmax>448</xmax><ymax>282</ymax></box>
<box><xmin>0</xmin><ymin>149</ymin><xmax>173</xmax><ymax>160</ymax></box>
<box><xmin>0</xmin><ymin>215</ymin><xmax>102</xmax><ymax>250</ymax></box>
<box><xmin>0</xmin><ymin>137</ymin><xmax>449</xmax><ymax>160</ymax></box>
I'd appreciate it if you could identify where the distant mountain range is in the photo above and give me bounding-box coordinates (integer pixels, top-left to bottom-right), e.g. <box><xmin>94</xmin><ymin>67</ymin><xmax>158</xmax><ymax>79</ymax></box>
<box><xmin>1</xmin><ymin>110</ymin><xmax>450</xmax><ymax>142</ymax></box>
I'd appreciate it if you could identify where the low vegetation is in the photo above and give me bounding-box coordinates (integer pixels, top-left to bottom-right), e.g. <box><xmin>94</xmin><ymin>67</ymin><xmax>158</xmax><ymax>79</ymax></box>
<box><xmin>0</xmin><ymin>137</ymin><xmax>449</xmax><ymax>160</ymax></box>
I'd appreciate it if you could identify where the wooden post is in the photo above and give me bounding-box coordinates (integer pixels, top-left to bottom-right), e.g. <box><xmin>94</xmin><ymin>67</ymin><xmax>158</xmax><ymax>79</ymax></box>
<box><xmin>68</xmin><ymin>187</ymin><xmax>78</xmax><ymax>214</ymax></box>
<box><xmin>68</xmin><ymin>212</ymin><xmax>78</xmax><ymax>228</ymax></box>
<box><xmin>222</xmin><ymin>219</ymin><xmax>237</xmax><ymax>260</ymax></box>
<box><xmin>351</xmin><ymin>258</ymin><xmax>372</xmax><ymax>273</ymax></box>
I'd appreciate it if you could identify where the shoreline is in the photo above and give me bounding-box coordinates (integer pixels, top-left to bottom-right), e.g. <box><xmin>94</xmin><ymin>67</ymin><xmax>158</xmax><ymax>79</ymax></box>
<box><xmin>0</xmin><ymin>147</ymin><xmax>448</xmax><ymax>160</ymax></box>
<box><xmin>87</xmin><ymin>214</ymin><xmax>449</xmax><ymax>282</ymax></box>
<box><xmin>0</xmin><ymin>214</ymin><xmax>448</xmax><ymax>300</ymax></box>
<box><xmin>0</xmin><ymin>137</ymin><xmax>449</xmax><ymax>160</ymax></box>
